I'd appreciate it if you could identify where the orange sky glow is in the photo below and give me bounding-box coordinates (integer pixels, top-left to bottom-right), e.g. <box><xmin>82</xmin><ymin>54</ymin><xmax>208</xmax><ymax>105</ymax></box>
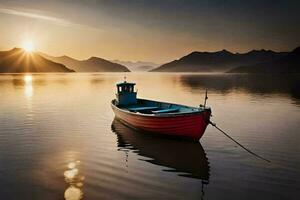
<box><xmin>0</xmin><ymin>1</ymin><xmax>299</xmax><ymax>63</ymax></box>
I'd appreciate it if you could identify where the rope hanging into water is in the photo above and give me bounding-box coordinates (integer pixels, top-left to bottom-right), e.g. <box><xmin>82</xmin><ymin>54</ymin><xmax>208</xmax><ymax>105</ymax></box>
<box><xmin>209</xmin><ymin>121</ymin><xmax>271</xmax><ymax>163</ymax></box>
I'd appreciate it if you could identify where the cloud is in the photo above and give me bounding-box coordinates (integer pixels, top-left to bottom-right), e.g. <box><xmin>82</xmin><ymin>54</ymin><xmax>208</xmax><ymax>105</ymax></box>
<box><xmin>0</xmin><ymin>8</ymin><xmax>74</xmax><ymax>26</ymax></box>
<box><xmin>0</xmin><ymin>7</ymin><xmax>100</xmax><ymax>31</ymax></box>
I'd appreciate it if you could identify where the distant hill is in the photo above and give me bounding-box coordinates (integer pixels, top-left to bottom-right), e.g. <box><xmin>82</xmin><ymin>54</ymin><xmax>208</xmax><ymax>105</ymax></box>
<box><xmin>0</xmin><ymin>48</ymin><xmax>74</xmax><ymax>73</ymax></box>
<box><xmin>41</xmin><ymin>53</ymin><xmax>130</xmax><ymax>72</ymax></box>
<box><xmin>151</xmin><ymin>49</ymin><xmax>287</xmax><ymax>72</ymax></box>
<box><xmin>228</xmin><ymin>46</ymin><xmax>300</xmax><ymax>73</ymax></box>
<box><xmin>111</xmin><ymin>60</ymin><xmax>158</xmax><ymax>71</ymax></box>
<box><xmin>134</xmin><ymin>65</ymin><xmax>156</xmax><ymax>72</ymax></box>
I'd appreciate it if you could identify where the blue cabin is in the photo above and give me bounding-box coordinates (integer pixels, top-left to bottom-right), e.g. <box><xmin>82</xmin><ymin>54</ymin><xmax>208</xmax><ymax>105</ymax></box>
<box><xmin>116</xmin><ymin>81</ymin><xmax>137</xmax><ymax>106</ymax></box>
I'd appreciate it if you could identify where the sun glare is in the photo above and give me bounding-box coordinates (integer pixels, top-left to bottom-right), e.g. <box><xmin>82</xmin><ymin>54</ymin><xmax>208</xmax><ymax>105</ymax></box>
<box><xmin>23</xmin><ymin>75</ymin><xmax>33</xmax><ymax>98</ymax></box>
<box><xmin>24</xmin><ymin>75</ymin><xmax>33</xmax><ymax>83</ymax></box>
<box><xmin>22</xmin><ymin>40</ymin><xmax>35</xmax><ymax>52</ymax></box>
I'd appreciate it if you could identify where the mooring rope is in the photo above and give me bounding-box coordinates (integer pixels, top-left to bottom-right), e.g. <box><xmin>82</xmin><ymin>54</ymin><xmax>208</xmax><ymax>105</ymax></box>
<box><xmin>209</xmin><ymin>121</ymin><xmax>271</xmax><ymax>163</ymax></box>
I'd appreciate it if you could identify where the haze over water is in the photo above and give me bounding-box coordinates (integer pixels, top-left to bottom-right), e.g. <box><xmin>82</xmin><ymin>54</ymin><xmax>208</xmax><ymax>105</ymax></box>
<box><xmin>0</xmin><ymin>73</ymin><xmax>299</xmax><ymax>199</ymax></box>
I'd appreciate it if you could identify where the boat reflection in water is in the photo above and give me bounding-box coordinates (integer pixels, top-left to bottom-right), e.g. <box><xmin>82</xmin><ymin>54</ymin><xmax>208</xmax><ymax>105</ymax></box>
<box><xmin>111</xmin><ymin>118</ymin><xmax>210</xmax><ymax>182</ymax></box>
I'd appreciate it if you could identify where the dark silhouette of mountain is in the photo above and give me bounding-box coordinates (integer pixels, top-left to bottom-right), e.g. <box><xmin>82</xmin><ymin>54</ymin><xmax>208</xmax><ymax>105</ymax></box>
<box><xmin>0</xmin><ymin>48</ymin><xmax>74</xmax><ymax>73</ymax></box>
<box><xmin>111</xmin><ymin>60</ymin><xmax>158</xmax><ymax>71</ymax></box>
<box><xmin>228</xmin><ymin>46</ymin><xmax>300</xmax><ymax>73</ymax></box>
<box><xmin>151</xmin><ymin>49</ymin><xmax>287</xmax><ymax>72</ymax></box>
<box><xmin>41</xmin><ymin>53</ymin><xmax>130</xmax><ymax>72</ymax></box>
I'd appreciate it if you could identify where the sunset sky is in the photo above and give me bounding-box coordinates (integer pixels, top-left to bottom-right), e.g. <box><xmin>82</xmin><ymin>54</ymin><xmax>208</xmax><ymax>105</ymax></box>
<box><xmin>0</xmin><ymin>0</ymin><xmax>299</xmax><ymax>63</ymax></box>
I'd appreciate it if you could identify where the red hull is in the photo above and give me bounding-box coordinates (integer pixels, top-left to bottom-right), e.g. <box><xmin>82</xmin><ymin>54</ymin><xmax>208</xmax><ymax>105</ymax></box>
<box><xmin>111</xmin><ymin>100</ymin><xmax>211</xmax><ymax>141</ymax></box>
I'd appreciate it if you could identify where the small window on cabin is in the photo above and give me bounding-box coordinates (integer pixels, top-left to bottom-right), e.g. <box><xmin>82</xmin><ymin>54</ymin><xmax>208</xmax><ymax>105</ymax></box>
<box><xmin>118</xmin><ymin>85</ymin><xmax>135</xmax><ymax>93</ymax></box>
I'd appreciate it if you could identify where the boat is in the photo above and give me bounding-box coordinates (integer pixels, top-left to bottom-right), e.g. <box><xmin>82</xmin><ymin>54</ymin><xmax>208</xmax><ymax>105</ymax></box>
<box><xmin>111</xmin><ymin>80</ymin><xmax>211</xmax><ymax>141</ymax></box>
<box><xmin>111</xmin><ymin>119</ymin><xmax>210</xmax><ymax>181</ymax></box>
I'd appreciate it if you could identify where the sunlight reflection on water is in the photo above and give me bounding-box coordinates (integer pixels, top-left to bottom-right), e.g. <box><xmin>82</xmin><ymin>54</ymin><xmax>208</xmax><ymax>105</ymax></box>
<box><xmin>64</xmin><ymin>186</ymin><xmax>82</xmax><ymax>200</ymax></box>
<box><xmin>24</xmin><ymin>75</ymin><xmax>33</xmax><ymax>98</ymax></box>
<box><xmin>64</xmin><ymin>160</ymin><xmax>84</xmax><ymax>200</ymax></box>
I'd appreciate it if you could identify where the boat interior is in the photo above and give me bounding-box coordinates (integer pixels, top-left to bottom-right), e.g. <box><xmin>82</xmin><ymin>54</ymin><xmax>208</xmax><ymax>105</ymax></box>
<box><xmin>118</xmin><ymin>99</ymin><xmax>202</xmax><ymax>115</ymax></box>
<box><xmin>114</xmin><ymin>81</ymin><xmax>204</xmax><ymax>115</ymax></box>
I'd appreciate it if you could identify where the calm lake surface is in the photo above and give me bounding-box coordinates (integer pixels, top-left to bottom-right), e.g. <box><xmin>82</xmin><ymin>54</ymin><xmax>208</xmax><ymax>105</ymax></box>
<box><xmin>0</xmin><ymin>73</ymin><xmax>300</xmax><ymax>200</ymax></box>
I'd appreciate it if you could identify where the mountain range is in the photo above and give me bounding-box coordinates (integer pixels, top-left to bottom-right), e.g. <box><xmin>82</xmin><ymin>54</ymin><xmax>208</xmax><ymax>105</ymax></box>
<box><xmin>1</xmin><ymin>46</ymin><xmax>299</xmax><ymax>73</ymax></box>
<box><xmin>0</xmin><ymin>48</ymin><xmax>74</xmax><ymax>73</ymax></box>
<box><xmin>151</xmin><ymin>49</ymin><xmax>288</xmax><ymax>72</ymax></box>
<box><xmin>111</xmin><ymin>60</ymin><xmax>159</xmax><ymax>71</ymax></box>
<box><xmin>40</xmin><ymin>53</ymin><xmax>130</xmax><ymax>72</ymax></box>
<box><xmin>228</xmin><ymin>47</ymin><xmax>300</xmax><ymax>73</ymax></box>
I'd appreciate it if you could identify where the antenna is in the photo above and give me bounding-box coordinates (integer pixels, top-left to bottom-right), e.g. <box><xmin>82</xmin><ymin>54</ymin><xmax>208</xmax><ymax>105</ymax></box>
<box><xmin>204</xmin><ymin>90</ymin><xmax>208</xmax><ymax>108</ymax></box>
<box><xmin>124</xmin><ymin>74</ymin><xmax>127</xmax><ymax>82</ymax></box>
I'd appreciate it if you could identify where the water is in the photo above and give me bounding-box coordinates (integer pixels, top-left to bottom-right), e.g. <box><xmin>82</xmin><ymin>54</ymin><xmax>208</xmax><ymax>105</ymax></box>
<box><xmin>0</xmin><ymin>73</ymin><xmax>299</xmax><ymax>200</ymax></box>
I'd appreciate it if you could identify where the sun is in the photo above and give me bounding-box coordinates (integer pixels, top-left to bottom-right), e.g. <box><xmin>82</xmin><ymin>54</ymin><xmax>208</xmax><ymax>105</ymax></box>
<box><xmin>22</xmin><ymin>40</ymin><xmax>35</xmax><ymax>52</ymax></box>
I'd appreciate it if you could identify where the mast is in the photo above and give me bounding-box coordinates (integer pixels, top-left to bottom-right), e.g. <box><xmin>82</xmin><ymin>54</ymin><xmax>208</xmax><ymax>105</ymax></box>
<box><xmin>203</xmin><ymin>90</ymin><xmax>208</xmax><ymax>108</ymax></box>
